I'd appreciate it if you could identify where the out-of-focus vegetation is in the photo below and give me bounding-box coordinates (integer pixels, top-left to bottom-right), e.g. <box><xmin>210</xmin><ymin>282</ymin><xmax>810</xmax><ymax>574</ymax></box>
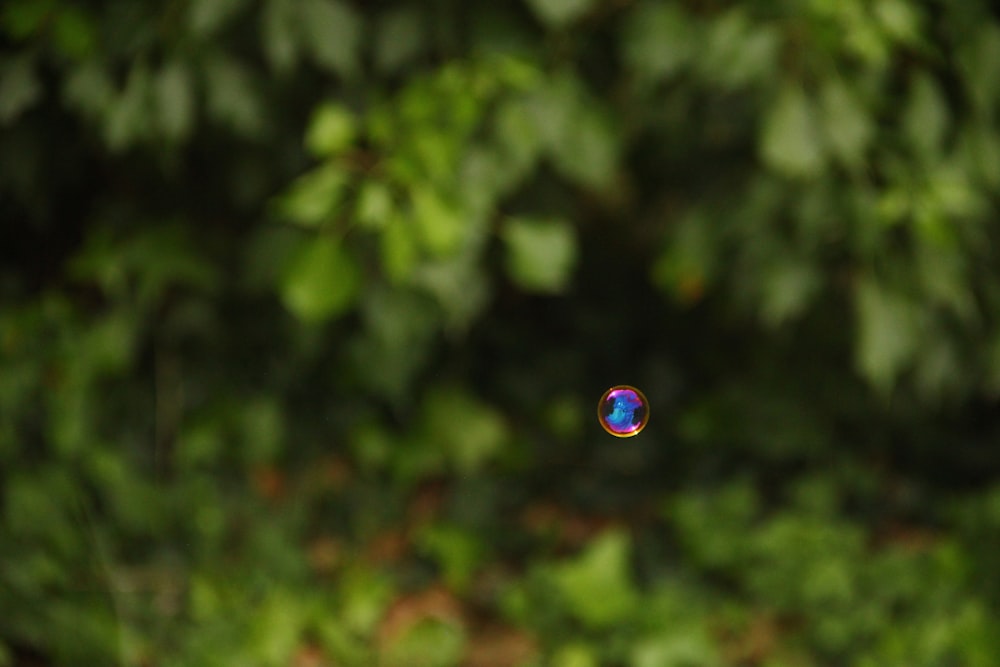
<box><xmin>3</xmin><ymin>0</ymin><xmax>1000</xmax><ymax>664</ymax></box>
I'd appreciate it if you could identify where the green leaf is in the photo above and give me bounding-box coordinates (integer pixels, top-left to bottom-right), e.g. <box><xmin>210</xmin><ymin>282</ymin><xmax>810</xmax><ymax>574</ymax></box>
<box><xmin>279</xmin><ymin>165</ymin><xmax>349</xmax><ymax>227</ymax></box>
<box><xmin>156</xmin><ymin>60</ymin><xmax>195</xmax><ymax>142</ymax></box>
<box><xmin>301</xmin><ymin>0</ymin><xmax>361</xmax><ymax>77</ymax></box>
<box><xmin>670</xmin><ymin>482</ymin><xmax>758</xmax><ymax>571</ymax></box>
<box><xmin>958</xmin><ymin>25</ymin><xmax>1000</xmax><ymax>116</ymax></box>
<box><xmin>382</xmin><ymin>618</ymin><xmax>465</xmax><ymax>667</ymax></box>
<box><xmin>551</xmin><ymin>644</ymin><xmax>599</xmax><ymax>667</ymax></box>
<box><xmin>203</xmin><ymin>54</ymin><xmax>264</xmax><ymax>135</ymax></box>
<box><xmin>239</xmin><ymin>397</ymin><xmax>284</xmax><ymax>464</ymax></box>
<box><xmin>188</xmin><ymin>0</ymin><xmax>247</xmax><ymax>37</ymax></box>
<box><xmin>417</xmin><ymin>524</ymin><xmax>484</xmax><ymax>589</ymax></box>
<box><xmin>904</xmin><ymin>74</ymin><xmax>948</xmax><ymax>159</ymax></box>
<box><xmin>526</xmin><ymin>74</ymin><xmax>618</xmax><ymax>189</ymax></box>
<box><xmin>700</xmin><ymin>9</ymin><xmax>779</xmax><ymax>89</ymax></box>
<box><xmin>5</xmin><ymin>473</ymin><xmax>75</xmax><ymax>547</ymax></box>
<box><xmin>104</xmin><ymin>62</ymin><xmax>151</xmax><ymax>151</ymax></box>
<box><xmin>380</xmin><ymin>216</ymin><xmax>419</xmax><ymax>282</ymax></box>
<box><xmin>621</xmin><ymin>3</ymin><xmax>693</xmax><ymax>83</ymax></box>
<box><xmin>350</xmin><ymin>422</ymin><xmax>394</xmax><ymax>471</ymax></box>
<box><xmin>874</xmin><ymin>0</ymin><xmax>921</xmax><ymax>45</ymax></box>
<box><xmin>545</xmin><ymin>395</ymin><xmax>584</xmax><ymax>439</ymax></box>
<box><xmin>525</xmin><ymin>77</ymin><xmax>573</xmax><ymax>151</ymax></box>
<box><xmin>495</xmin><ymin>98</ymin><xmax>542</xmax><ymax>174</ymax></box>
<box><xmin>730</xmin><ymin>25</ymin><xmax>780</xmax><ymax>87</ymax></box>
<box><xmin>261</xmin><ymin>0</ymin><xmax>299</xmax><ymax>72</ymax></box>
<box><xmin>62</xmin><ymin>62</ymin><xmax>114</xmax><ymax>118</ymax></box>
<box><xmin>502</xmin><ymin>217</ymin><xmax>577</xmax><ymax>293</ymax></box>
<box><xmin>362</xmin><ymin>288</ymin><xmax>437</xmax><ymax>350</ymax></box>
<box><xmin>551</xmin><ymin>106</ymin><xmax>617</xmax><ymax>189</ymax></box>
<box><xmin>651</xmin><ymin>210</ymin><xmax>714</xmax><ymax>303</ymax></box>
<box><xmin>926</xmin><ymin>163</ymin><xmax>984</xmax><ymax>220</ymax></box>
<box><xmin>69</xmin><ymin>225</ymin><xmax>220</xmax><ymax>304</ymax></box>
<box><xmin>410</xmin><ymin>188</ymin><xmax>465</xmax><ymax>256</ymax></box>
<box><xmin>375</xmin><ymin>7</ymin><xmax>425</xmax><ymax>74</ymax></box>
<box><xmin>761</xmin><ymin>84</ymin><xmax>825</xmax><ymax>178</ymax></box>
<box><xmin>130</xmin><ymin>226</ymin><xmax>222</xmax><ymax>298</ymax></box>
<box><xmin>305</xmin><ymin>103</ymin><xmax>356</xmax><ymax>156</ymax></box>
<box><xmin>526</xmin><ymin>0</ymin><xmax>595</xmax><ymax>28</ymax></box>
<box><xmin>176</xmin><ymin>415</ymin><xmax>225</xmax><ymax>468</ymax></box>
<box><xmin>48</xmin><ymin>385</ymin><xmax>93</xmax><ymax>457</ymax></box>
<box><xmin>0</xmin><ymin>55</ymin><xmax>41</xmax><ymax>125</ymax></box>
<box><xmin>854</xmin><ymin>277</ymin><xmax>920</xmax><ymax>391</ymax></box>
<box><xmin>281</xmin><ymin>236</ymin><xmax>360</xmax><ymax>322</ymax></box>
<box><xmin>424</xmin><ymin>389</ymin><xmax>507</xmax><ymax>474</ymax></box>
<box><xmin>759</xmin><ymin>257</ymin><xmax>820</xmax><ymax>328</ymax></box>
<box><xmin>51</xmin><ymin>8</ymin><xmax>97</xmax><ymax>59</ymax></box>
<box><xmin>253</xmin><ymin>592</ymin><xmax>304</xmax><ymax>665</ymax></box>
<box><xmin>632</xmin><ymin>632</ymin><xmax>718</xmax><ymax>667</ymax></box>
<box><xmin>83</xmin><ymin>313</ymin><xmax>135</xmax><ymax>375</ymax></box>
<box><xmin>963</xmin><ymin>123</ymin><xmax>1000</xmax><ymax>187</ymax></box>
<box><xmin>1</xmin><ymin>0</ymin><xmax>52</xmax><ymax>39</ymax></box>
<box><xmin>412</xmin><ymin>259</ymin><xmax>490</xmax><ymax>331</ymax></box>
<box><xmin>242</xmin><ymin>225</ymin><xmax>302</xmax><ymax>292</ymax></box>
<box><xmin>356</xmin><ymin>181</ymin><xmax>394</xmax><ymax>229</ymax></box>
<box><xmin>551</xmin><ymin>531</ymin><xmax>638</xmax><ymax>628</ymax></box>
<box><xmin>410</xmin><ymin>122</ymin><xmax>469</xmax><ymax>182</ymax></box>
<box><xmin>337</xmin><ymin>567</ymin><xmax>395</xmax><ymax>635</ymax></box>
<box><xmin>913</xmin><ymin>333</ymin><xmax>961</xmax><ymax>401</ymax></box>
<box><xmin>838</xmin><ymin>3</ymin><xmax>892</xmax><ymax>67</ymax></box>
<box><xmin>350</xmin><ymin>286</ymin><xmax>438</xmax><ymax>400</ymax></box>
<box><xmin>821</xmin><ymin>78</ymin><xmax>873</xmax><ymax>169</ymax></box>
<box><xmin>458</xmin><ymin>147</ymin><xmax>513</xmax><ymax>214</ymax></box>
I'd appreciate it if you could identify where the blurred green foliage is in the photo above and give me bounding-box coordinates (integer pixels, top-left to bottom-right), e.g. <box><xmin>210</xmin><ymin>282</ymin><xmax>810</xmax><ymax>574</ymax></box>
<box><xmin>3</xmin><ymin>0</ymin><xmax>1000</xmax><ymax>665</ymax></box>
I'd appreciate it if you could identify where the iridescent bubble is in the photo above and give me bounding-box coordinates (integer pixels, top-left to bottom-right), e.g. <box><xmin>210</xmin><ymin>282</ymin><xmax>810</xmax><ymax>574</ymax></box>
<box><xmin>597</xmin><ymin>385</ymin><xmax>649</xmax><ymax>437</ymax></box>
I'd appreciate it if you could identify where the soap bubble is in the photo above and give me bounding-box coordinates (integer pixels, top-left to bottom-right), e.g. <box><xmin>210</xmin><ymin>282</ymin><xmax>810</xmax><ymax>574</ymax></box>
<box><xmin>597</xmin><ymin>385</ymin><xmax>649</xmax><ymax>437</ymax></box>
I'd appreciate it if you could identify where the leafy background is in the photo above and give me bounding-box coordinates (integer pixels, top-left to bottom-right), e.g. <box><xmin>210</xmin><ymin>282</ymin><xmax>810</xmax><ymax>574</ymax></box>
<box><xmin>3</xmin><ymin>0</ymin><xmax>1000</xmax><ymax>665</ymax></box>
